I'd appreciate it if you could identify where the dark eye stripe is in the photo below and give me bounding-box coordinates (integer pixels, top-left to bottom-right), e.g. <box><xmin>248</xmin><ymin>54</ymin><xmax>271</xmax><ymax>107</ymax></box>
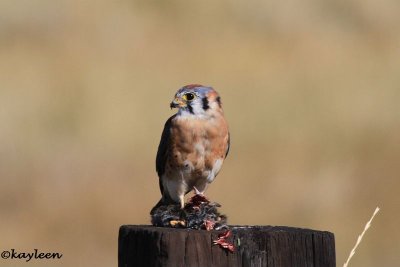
<box><xmin>202</xmin><ymin>97</ymin><xmax>210</xmax><ymax>110</ymax></box>
<box><xmin>187</xmin><ymin>104</ymin><xmax>194</xmax><ymax>114</ymax></box>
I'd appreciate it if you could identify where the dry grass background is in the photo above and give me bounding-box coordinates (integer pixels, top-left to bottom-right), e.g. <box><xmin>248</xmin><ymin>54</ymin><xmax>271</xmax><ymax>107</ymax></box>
<box><xmin>0</xmin><ymin>0</ymin><xmax>399</xmax><ymax>266</ymax></box>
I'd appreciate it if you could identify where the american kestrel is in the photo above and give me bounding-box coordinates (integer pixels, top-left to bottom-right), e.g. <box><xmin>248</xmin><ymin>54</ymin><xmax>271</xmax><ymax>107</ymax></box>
<box><xmin>152</xmin><ymin>84</ymin><xmax>230</xmax><ymax>212</ymax></box>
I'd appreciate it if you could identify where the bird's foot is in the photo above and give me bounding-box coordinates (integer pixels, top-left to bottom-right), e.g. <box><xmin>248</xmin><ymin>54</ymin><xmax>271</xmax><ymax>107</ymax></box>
<box><xmin>169</xmin><ymin>219</ymin><xmax>186</xmax><ymax>227</ymax></box>
<box><xmin>168</xmin><ymin>208</ymin><xmax>187</xmax><ymax>228</ymax></box>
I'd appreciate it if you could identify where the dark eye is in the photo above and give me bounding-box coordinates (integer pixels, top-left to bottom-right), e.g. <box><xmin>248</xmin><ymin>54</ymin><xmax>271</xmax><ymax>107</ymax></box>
<box><xmin>185</xmin><ymin>93</ymin><xmax>195</xmax><ymax>101</ymax></box>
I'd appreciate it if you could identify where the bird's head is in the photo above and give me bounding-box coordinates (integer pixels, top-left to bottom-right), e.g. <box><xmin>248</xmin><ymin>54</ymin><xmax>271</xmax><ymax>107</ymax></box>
<box><xmin>170</xmin><ymin>84</ymin><xmax>223</xmax><ymax>116</ymax></box>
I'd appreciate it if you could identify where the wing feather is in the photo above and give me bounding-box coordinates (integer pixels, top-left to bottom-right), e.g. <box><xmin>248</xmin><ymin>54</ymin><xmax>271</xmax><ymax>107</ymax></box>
<box><xmin>225</xmin><ymin>132</ymin><xmax>230</xmax><ymax>158</ymax></box>
<box><xmin>155</xmin><ymin>115</ymin><xmax>175</xmax><ymax>194</ymax></box>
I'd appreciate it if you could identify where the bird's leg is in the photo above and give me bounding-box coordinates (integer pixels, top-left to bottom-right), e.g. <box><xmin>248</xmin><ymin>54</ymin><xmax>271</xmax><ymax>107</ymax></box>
<box><xmin>170</xmin><ymin>194</ymin><xmax>187</xmax><ymax>227</ymax></box>
<box><xmin>179</xmin><ymin>172</ymin><xmax>188</xmax><ymax>209</ymax></box>
<box><xmin>177</xmin><ymin>194</ymin><xmax>188</xmax><ymax>225</ymax></box>
<box><xmin>193</xmin><ymin>186</ymin><xmax>203</xmax><ymax>196</ymax></box>
<box><xmin>179</xmin><ymin>194</ymin><xmax>185</xmax><ymax>209</ymax></box>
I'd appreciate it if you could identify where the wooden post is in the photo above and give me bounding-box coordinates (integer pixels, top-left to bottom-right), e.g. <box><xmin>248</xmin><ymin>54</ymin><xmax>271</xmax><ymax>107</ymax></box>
<box><xmin>119</xmin><ymin>225</ymin><xmax>335</xmax><ymax>267</ymax></box>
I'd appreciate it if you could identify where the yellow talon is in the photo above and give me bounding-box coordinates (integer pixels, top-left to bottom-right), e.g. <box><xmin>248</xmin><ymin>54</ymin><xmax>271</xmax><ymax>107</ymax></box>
<box><xmin>170</xmin><ymin>220</ymin><xmax>186</xmax><ymax>227</ymax></box>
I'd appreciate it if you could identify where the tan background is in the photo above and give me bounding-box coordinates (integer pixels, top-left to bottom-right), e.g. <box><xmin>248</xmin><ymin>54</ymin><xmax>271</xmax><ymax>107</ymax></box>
<box><xmin>1</xmin><ymin>0</ymin><xmax>399</xmax><ymax>266</ymax></box>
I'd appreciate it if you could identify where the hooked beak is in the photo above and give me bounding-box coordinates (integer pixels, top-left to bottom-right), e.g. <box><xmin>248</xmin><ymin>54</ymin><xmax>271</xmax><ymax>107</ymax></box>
<box><xmin>170</xmin><ymin>98</ymin><xmax>185</xmax><ymax>109</ymax></box>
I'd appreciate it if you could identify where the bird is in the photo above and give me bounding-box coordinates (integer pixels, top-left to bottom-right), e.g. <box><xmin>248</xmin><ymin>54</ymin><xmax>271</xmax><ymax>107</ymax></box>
<box><xmin>152</xmin><ymin>84</ymin><xmax>230</xmax><ymax>212</ymax></box>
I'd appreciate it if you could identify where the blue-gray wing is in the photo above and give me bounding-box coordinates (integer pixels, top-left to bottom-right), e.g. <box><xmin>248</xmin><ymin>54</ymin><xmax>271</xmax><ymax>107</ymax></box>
<box><xmin>155</xmin><ymin>115</ymin><xmax>175</xmax><ymax>193</ymax></box>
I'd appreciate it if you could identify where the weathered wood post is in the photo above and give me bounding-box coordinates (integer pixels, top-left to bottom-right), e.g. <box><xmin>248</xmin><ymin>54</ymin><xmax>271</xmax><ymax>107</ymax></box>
<box><xmin>119</xmin><ymin>225</ymin><xmax>335</xmax><ymax>267</ymax></box>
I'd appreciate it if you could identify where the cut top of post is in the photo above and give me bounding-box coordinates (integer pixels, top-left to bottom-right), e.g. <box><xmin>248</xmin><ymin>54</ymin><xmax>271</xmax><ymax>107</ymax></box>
<box><xmin>119</xmin><ymin>225</ymin><xmax>335</xmax><ymax>267</ymax></box>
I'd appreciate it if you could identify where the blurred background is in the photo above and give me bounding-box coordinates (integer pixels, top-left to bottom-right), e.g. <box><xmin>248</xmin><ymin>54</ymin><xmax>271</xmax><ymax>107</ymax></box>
<box><xmin>1</xmin><ymin>0</ymin><xmax>399</xmax><ymax>266</ymax></box>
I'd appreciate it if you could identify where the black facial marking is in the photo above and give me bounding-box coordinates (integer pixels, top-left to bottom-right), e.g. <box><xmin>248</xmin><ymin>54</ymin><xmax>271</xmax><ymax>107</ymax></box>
<box><xmin>202</xmin><ymin>97</ymin><xmax>210</xmax><ymax>110</ymax></box>
<box><xmin>187</xmin><ymin>104</ymin><xmax>194</xmax><ymax>114</ymax></box>
<box><xmin>216</xmin><ymin>96</ymin><xmax>222</xmax><ymax>108</ymax></box>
